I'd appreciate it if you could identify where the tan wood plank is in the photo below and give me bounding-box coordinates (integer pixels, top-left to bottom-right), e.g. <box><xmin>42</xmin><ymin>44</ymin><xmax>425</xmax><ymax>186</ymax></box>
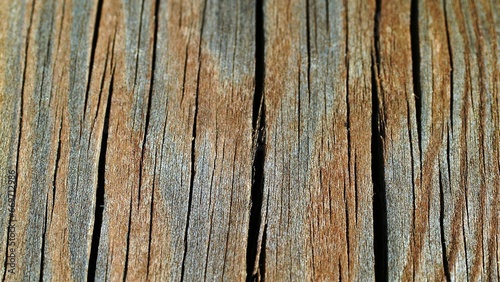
<box><xmin>0</xmin><ymin>0</ymin><xmax>106</xmax><ymax>280</ymax></box>
<box><xmin>254</xmin><ymin>0</ymin><xmax>376</xmax><ymax>280</ymax></box>
<box><xmin>93</xmin><ymin>0</ymin><xmax>255</xmax><ymax>280</ymax></box>
<box><xmin>0</xmin><ymin>0</ymin><xmax>498</xmax><ymax>280</ymax></box>
<box><xmin>374</xmin><ymin>0</ymin><xmax>500</xmax><ymax>280</ymax></box>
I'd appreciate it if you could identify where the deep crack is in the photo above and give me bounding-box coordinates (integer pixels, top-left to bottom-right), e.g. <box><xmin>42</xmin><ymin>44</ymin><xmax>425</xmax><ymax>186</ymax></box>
<box><xmin>246</xmin><ymin>0</ymin><xmax>266</xmax><ymax>280</ymax></box>
<box><xmin>180</xmin><ymin>1</ymin><xmax>207</xmax><ymax>280</ymax></box>
<box><xmin>87</xmin><ymin>72</ymin><xmax>113</xmax><ymax>281</ymax></box>
<box><xmin>371</xmin><ymin>0</ymin><xmax>388</xmax><ymax>280</ymax></box>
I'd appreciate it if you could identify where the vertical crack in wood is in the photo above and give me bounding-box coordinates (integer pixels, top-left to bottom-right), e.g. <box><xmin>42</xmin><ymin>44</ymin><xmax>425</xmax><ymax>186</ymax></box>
<box><xmin>85</xmin><ymin>0</ymin><xmax>105</xmax><ymax>279</ymax></box>
<box><xmin>181</xmin><ymin>1</ymin><xmax>207</xmax><ymax>280</ymax></box>
<box><xmin>344</xmin><ymin>0</ymin><xmax>352</xmax><ymax>272</ymax></box>
<box><xmin>371</xmin><ymin>0</ymin><xmax>387</xmax><ymax>280</ymax></box>
<box><xmin>410</xmin><ymin>0</ymin><xmax>422</xmax><ymax>153</ymax></box>
<box><xmin>123</xmin><ymin>184</ymin><xmax>134</xmax><ymax>281</ymax></box>
<box><xmin>40</xmin><ymin>180</ymin><xmax>52</xmax><ymax>282</ymax></box>
<box><xmin>442</xmin><ymin>0</ymin><xmax>453</xmax><ymax>131</ymax></box>
<box><xmin>246</xmin><ymin>0</ymin><xmax>265</xmax><ymax>280</ymax></box>
<box><xmin>258</xmin><ymin>223</ymin><xmax>267</xmax><ymax>282</ymax></box>
<box><xmin>409</xmin><ymin>10</ymin><xmax>423</xmax><ymax>263</ymax></box>
<box><xmin>51</xmin><ymin>119</ymin><xmax>63</xmax><ymax>223</ymax></box>
<box><xmin>441</xmin><ymin>1</ymin><xmax>454</xmax><ymax>279</ymax></box>
<box><xmin>38</xmin><ymin>110</ymin><xmax>63</xmax><ymax>279</ymax></box>
<box><xmin>439</xmin><ymin>170</ymin><xmax>451</xmax><ymax>281</ymax></box>
<box><xmin>144</xmin><ymin>0</ymin><xmax>160</xmax><ymax>278</ymax></box>
<box><xmin>137</xmin><ymin>0</ymin><xmax>159</xmax><ymax>223</ymax></box>
<box><xmin>83</xmin><ymin>0</ymin><xmax>104</xmax><ymax>125</ymax></box>
<box><xmin>87</xmin><ymin>71</ymin><xmax>113</xmax><ymax>282</ymax></box>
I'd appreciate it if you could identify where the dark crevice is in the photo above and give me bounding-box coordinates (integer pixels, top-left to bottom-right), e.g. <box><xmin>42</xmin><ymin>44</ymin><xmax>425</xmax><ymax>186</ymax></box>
<box><xmin>246</xmin><ymin>0</ymin><xmax>265</xmax><ymax>280</ymax></box>
<box><xmin>180</xmin><ymin>36</ymin><xmax>190</xmax><ymax>107</ymax></box>
<box><xmin>146</xmin><ymin>174</ymin><xmax>155</xmax><ymax>279</ymax></box>
<box><xmin>84</xmin><ymin>0</ymin><xmax>104</xmax><ymax>124</ymax></box>
<box><xmin>39</xmin><ymin>42</ymin><xmax>61</xmax><ymax>276</ymax></box>
<box><xmin>123</xmin><ymin>189</ymin><xmax>133</xmax><ymax>281</ymax></box>
<box><xmin>372</xmin><ymin>0</ymin><xmax>387</xmax><ymax>280</ymax></box>
<box><xmin>372</xmin><ymin>62</ymin><xmax>387</xmax><ymax>282</ymax></box>
<box><xmin>258</xmin><ymin>224</ymin><xmax>267</xmax><ymax>282</ymax></box>
<box><xmin>410</xmin><ymin>0</ymin><xmax>422</xmax><ymax>153</ymax></box>
<box><xmin>138</xmin><ymin>0</ymin><xmax>158</xmax><ymax>208</ymax></box>
<box><xmin>373</xmin><ymin>0</ymin><xmax>381</xmax><ymax>67</ymax></box>
<box><xmin>39</xmin><ymin>196</ymin><xmax>49</xmax><ymax>282</ymax></box>
<box><xmin>180</xmin><ymin>1</ymin><xmax>207</xmax><ymax>280</ymax></box>
<box><xmin>442</xmin><ymin>0</ymin><xmax>453</xmax><ymax>130</ymax></box>
<box><xmin>251</xmin><ymin>0</ymin><xmax>265</xmax><ymax>131</ymax></box>
<box><xmin>87</xmin><ymin>72</ymin><xmax>113</xmax><ymax>282</ymax></box>
<box><xmin>439</xmin><ymin>171</ymin><xmax>451</xmax><ymax>281</ymax></box>
<box><xmin>339</xmin><ymin>261</ymin><xmax>342</xmax><ymax>282</ymax></box>
<box><xmin>246</xmin><ymin>106</ymin><xmax>265</xmax><ymax>282</ymax></box>
<box><xmin>344</xmin><ymin>0</ymin><xmax>352</xmax><ymax>269</ymax></box>
<box><xmin>344</xmin><ymin>182</ymin><xmax>350</xmax><ymax>274</ymax></box>
<box><xmin>145</xmin><ymin>0</ymin><xmax>160</xmax><ymax>278</ymax></box>
<box><xmin>51</xmin><ymin>120</ymin><xmax>63</xmax><ymax>222</ymax></box>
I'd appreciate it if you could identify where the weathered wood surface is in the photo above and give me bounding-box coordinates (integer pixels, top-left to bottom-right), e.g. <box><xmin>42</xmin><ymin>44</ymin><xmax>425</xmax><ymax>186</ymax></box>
<box><xmin>254</xmin><ymin>0</ymin><xmax>375</xmax><ymax>280</ymax></box>
<box><xmin>0</xmin><ymin>0</ymin><xmax>498</xmax><ymax>281</ymax></box>
<box><xmin>374</xmin><ymin>0</ymin><xmax>499</xmax><ymax>280</ymax></box>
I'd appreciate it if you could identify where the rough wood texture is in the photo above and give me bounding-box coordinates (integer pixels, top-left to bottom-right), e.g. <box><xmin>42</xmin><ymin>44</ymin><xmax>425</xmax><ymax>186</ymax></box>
<box><xmin>0</xmin><ymin>0</ymin><xmax>498</xmax><ymax>281</ymax></box>
<box><xmin>252</xmin><ymin>0</ymin><xmax>375</xmax><ymax>280</ymax></box>
<box><xmin>93</xmin><ymin>0</ymin><xmax>255</xmax><ymax>280</ymax></box>
<box><xmin>374</xmin><ymin>0</ymin><xmax>499</xmax><ymax>280</ymax></box>
<box><xmin>1</xmin><ymin>0</ymin><xmax>104</xmax><ymax>280</ymax></box>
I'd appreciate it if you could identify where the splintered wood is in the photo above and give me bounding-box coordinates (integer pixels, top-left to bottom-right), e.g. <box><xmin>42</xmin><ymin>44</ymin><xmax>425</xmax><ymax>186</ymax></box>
<box><xmin>0</xmin><ymin>0</ymin><xmax>498</xmax><ymax>281</ymax></box>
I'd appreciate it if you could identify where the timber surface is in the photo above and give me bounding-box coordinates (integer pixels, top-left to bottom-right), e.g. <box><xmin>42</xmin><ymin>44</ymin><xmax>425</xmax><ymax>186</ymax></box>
<box><xmin>0</xmin><ymin>0</ymin><xmax>498</xmax><ymax>281</ymax></box>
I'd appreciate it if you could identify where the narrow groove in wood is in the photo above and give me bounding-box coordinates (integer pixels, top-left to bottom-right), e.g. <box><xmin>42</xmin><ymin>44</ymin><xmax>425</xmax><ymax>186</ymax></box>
<box><xmin>181</xmin><ymin>2</ymin><xmax>207</xmax><ymax>280</ymax></box>
<box><xmin>51</xmin><ymin>120</ymin><xmax>62</xmax><ymax>222</ymax></box>
<box><xmin>410</xmin><ymin>0</ymin><xmax>422</xmax><ymax>153</ymax></box>
<box><xmin>122</xmin><ymin>185</ymin><xmax>134</xmax><ymax>281</ymax></box>
<box><xmin>246</xmin><ymin>105</ymin><xmax>265</xmax><ymax>281</ymax></box>
<box><xmin>442</xmin><ymin>0</ymin><xmax>453</xmax><ymax>130</ymax></box>
<box><xmin>136</xmin><ymin>0</ymin><xmax>155</xmax><ymax>206</ymax></box>
<box><xmin>84</xmin><ymin>0</ymin><xmax>104</xmax><ymax>125</ymax></box>
<box><xmin>87</xmin><ymin>73</ymin><xmax>113</xmax><ymax>282</ymax></box>
<box><xmin>371</xmin><ymin>62</ymin><xmax>387</xmax><ymax>282</ymax></box>
<box><xmin>371</xmin><ymin>0</ymin><xmax>387</xmax><ymax>280</ymax></box>
<box><xmin>259</xmin><ymin>224</ymin><xmax>267</xmax><ymax>281</ymax></box>
<box><xmin>344</xmin><ymin>1</ymin><xmax>352</xmax><ymax>273</ymax></box>
<box><xmin>439</xmin><ymin>171</ymin><xmax>451</xmax><ymax>281</ymax></box>
<box><xmin>251</xmin><ymin>0</ymin><xmax>265</xmax><ymax>132</ymax></box>
<box><xmin>246</xmin><ymin>0</ymin><xmax>265</xmax><ymax>280</ymax></box>
<box><xmin>144</xmin><ymin>1</ymin><xmax>159</xmax><ymax>278</ymax></box>
<box><xmin>40</xmin><ymin>188</ymin><xmax>51</xmax><ymax>282</ymax></box>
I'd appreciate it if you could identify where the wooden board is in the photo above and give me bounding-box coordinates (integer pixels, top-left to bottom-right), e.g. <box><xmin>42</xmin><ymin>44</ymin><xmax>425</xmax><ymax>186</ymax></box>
<box><xmin>374</xmin><ymin>0</ymin><xmax>499</xmax><ymax>280</ymax></box>
<box><xmin>252</xmin><ymin>0</ymin><xmax>375</xmax><ymax>280</ymax></box>
<box><xmin>0</xmin><ymin>0</ymin><xmax>498</xmax><ymax>281</ymax></box>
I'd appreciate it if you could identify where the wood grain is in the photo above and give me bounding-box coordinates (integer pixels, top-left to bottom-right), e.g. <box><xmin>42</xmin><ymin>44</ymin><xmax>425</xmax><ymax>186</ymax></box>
<box><xmin>253</xmin><ymin>0</ymin><xmax>375</xmax><ymax>280</ymax></box>
<box><xmin>374</xmin><ymin>0</ymin><xmax>499</xmax><ymax>280</ymax></box>
<box><xmin>0</xmin><ymin>0</ymin><xmax>105</xmax><ymax>280</ymax></box>
<box><xmin>93</xmin><ymin>0</ymin><xmax>255</xmax><ymax>280</ymax></box>
<box><xmin>441</xmin><ymin>0</ymin><xmax>499</xmax><ymax>280</ymax></box>
<box><xmin>0</xmin><ymin>0</ymin><xmax>498</xmax><ymax>281</ymax></box>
